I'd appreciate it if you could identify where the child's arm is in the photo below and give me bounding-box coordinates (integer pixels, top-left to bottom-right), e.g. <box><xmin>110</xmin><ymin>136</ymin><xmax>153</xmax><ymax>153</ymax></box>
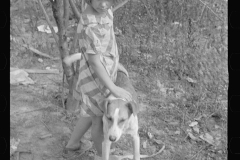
<box><xmin>88</xmin><ymin>53</ymin><xmax>132</xmax><ymax>101</ymax></box>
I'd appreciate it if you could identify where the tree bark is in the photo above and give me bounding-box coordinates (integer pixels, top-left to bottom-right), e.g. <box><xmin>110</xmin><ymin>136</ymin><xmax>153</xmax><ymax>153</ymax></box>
<box><xmin>50</xmin><ymin>0</ymin><xmax>79</xmax><ymax>112</ymax></box>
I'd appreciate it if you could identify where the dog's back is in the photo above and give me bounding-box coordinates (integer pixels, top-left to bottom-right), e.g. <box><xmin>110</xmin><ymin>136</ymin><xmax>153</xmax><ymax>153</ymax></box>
<box><xmin>114</xmin><ymin>71</ymin><xmax>139</xmax><ymax>114</ymax></box>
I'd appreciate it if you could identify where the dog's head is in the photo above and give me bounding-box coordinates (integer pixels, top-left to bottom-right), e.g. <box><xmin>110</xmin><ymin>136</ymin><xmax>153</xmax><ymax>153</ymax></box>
<box><xmin>102</xmin><ymin>96</ymin><xmax>137</xmax><ymax>142</ymax></box>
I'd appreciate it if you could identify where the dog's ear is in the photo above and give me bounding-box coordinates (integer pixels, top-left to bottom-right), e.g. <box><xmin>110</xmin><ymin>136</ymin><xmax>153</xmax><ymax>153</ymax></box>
<box><xmin>101</xmin><ymin>99</ymin><xmax>110</xmax><ymax>114</ymax></box>
<box><xmin>126</xmin><ymin>102</ymin><xmax>137</xmax><ymax>117</ymax></box>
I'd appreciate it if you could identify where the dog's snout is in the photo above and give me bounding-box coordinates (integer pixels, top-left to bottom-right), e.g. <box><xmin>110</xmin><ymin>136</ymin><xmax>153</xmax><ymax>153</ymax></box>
<box><xmin>109</xmin><ymin>135</ymin><xmax>117</xmax><ymax>142</ymax></box>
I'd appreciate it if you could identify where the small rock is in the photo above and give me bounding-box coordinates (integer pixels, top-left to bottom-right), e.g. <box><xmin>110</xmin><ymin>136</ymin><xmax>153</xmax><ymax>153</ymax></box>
<box><xmin>174</xmin><ymin>130</ymin><xmax>181</xmax><ymax>135</ymax></box>
<box><xmin>46</xmin><ymin>67</ymin><xmax>51</xmax><ymax>70</ymax></box>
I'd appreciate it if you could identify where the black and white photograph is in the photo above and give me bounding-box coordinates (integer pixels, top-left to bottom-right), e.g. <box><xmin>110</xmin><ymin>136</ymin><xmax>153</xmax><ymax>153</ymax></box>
<box><xmin>10</xmin><ymin>0</ymin><xmax>228</xmax><ymax>159</ymax></box>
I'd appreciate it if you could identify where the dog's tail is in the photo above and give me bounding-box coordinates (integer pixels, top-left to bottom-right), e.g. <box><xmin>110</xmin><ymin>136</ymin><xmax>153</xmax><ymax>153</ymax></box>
<box><xmin>115</xmin><ymin>144</ymin><xmax>165</xmax><ymax>160</ymax></box>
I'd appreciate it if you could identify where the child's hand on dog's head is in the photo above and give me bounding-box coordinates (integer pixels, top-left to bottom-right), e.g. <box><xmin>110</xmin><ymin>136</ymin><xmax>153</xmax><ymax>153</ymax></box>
<box><xmin>111</xmin><ymin>86</ymin><xmax>132</xmax><ymax>101</ymax></box>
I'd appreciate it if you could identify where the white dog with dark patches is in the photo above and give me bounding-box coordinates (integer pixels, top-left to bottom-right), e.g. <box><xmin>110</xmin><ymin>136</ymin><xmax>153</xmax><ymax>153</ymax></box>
<box><xmin>102</xmin><ymin>98</ymin><xmax>140</xmax><ymax>160</ymax></box>
<box><xmin>101</xmin><ymin>71</ymin><xmax>140</xmax><ymax>160</ymax></box>
<box><xmin>64</xmin><ymin>53</ymin><xmax>165</xmax><ymax>160</ymax></box>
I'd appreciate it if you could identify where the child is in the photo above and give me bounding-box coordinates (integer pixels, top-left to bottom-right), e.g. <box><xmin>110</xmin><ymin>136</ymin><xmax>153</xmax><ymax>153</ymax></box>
<box><xmin>64</xmin><ymin>0</ymin><xmax>132</xmax><ymax>159</ymax></box>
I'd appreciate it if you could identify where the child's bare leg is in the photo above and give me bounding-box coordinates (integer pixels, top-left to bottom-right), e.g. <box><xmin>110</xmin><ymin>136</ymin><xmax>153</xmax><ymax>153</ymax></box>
<box><xmin>91</xmin><ymin>116</ymin><xmax>104</xmax><ymax>156</ymax></box>
<box><xmin>66</xmin><ymin>116</ymin><xmax>92</xmax><ymax>149</ymax></box>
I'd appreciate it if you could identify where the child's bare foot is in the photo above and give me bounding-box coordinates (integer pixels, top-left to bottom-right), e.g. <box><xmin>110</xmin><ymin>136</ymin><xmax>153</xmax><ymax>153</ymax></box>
<box><xmin>63</xmin><ymin>139</ymin><xmax>92</xmax><ymax>158</ymax></box>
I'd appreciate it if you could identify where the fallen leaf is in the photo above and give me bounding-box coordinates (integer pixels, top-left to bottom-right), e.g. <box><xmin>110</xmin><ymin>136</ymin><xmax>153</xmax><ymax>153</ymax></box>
<box><xmin>147</xmin><ymin>132</ymin><xmax>153</xmax><ymax>139</ymax></box>
<box><xmin>37</xmin><ymin>25</ymin><xmax>58</xmax><ymax>34</ymax></box>
<box><xmin>153</xmin><ymin>139</ymin><xmax>163</xmax><ymax>145</ymax></box>
<box><xmin>200</xmin><ymin>133</ymin><xmax>215</xmax><ymax>145</ymax></box>
<box><xmin>189</xmin><ymin>121</ymin><xmax>198</xmax><ymax>127</ymax></box>
<box><xmin>188</xmin><ymin>132</ymin><xmax>198</xmax><ymax>140</ymax></box>
<box><xmin>192</xmin><ymin>126</ymin><xmax>200</xmax><ymax>134</ymax></box>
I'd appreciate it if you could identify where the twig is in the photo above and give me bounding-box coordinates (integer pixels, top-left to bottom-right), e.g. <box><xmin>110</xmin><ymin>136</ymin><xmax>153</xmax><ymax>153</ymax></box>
<box><xmin>16</xmin><ymin>150</ymin><xmax>32</xmax><ymax>160</ymax></box>
<box><xmin>142</xmin><ymin>0</ymin><xmax>154</xmax><ymax>20</ymax></box>
<box><xmin>11</xmin><ymin>67</ymin><xmax>59</xmax><ymax>74</ymax></box>
<box><xmin>38</xmin><ymin>0</ymin><xmax>59</xmax><ymax>45</ymax></box>
<box><xmin>39</xmin><ymin>133</ymin><xmax>52</xmax><ymax>139</ymax></box>
<box><xmin>41</xmin><ymin>119</ymin><xmax>51</xmax><ymax>132</ymax></box>
<box><xmin>198</xmin><ymin>0</ymin><xmax>223</xmax><ymax>22</ymax></box>
<box><xmin>193</xmin><ymin>3</ymin><xmax>207</xmax><ymax>23</ymax></box>
<box><xmin>69</xmin><ymin>0</ymin><xmax>81</xmax><ymax>20</ymax></box>
<box><xmin>190</xmin><ymin>145</ymin><xmax>206</xmax><ymax>160</ymax></box>
<box><xmin>112</xmin><ymin>0</ymin><xmax>129</xmax><ymax>12</ymax></box>
<box><xmin>18</xmin><ymin>43</ymin><xmax>59</xmax><ymax>60</ymax></box>
<box><xmin>11</xmin><ymin>107</ymin><xmax>50</xmax><ymax>116</ymax></box>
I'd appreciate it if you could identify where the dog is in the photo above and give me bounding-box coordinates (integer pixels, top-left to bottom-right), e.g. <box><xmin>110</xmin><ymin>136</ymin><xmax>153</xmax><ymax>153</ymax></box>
<box><xmin>64</xmin><ymin>54</ymin><xmax>165</xmax><ymax>159</ymax></box>
<box><xmin>101</xmin><ymin>70</ymin><xmax>140</xmax><ymax>160</ymax></box>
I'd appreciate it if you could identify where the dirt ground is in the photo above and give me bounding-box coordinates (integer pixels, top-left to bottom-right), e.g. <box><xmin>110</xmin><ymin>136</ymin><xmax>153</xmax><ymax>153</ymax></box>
<box><xmin>10</xmin><ymin>59</ymin><xmax>227</xmax><ymax>160</ymax></box>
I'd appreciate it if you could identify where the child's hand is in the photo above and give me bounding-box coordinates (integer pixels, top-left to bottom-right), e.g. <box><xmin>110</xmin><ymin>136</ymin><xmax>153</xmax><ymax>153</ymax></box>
<box><xmin>63</xmin><ymin>53</ymin><xmax>82</xmax><ymax>66</ymax></box>
<box><xmin>111</xmin><ymin>86</ymin><xmax>132</xmax><ymax>101</ymax></box>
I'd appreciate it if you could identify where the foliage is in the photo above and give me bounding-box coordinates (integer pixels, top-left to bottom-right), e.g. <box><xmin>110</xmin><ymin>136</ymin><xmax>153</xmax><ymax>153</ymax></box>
<box><xmin>114</xmin><ymin>0</ymin><xmax>227</xmax><ymax>104</ymax></box>
<box><xmin>10</xmin><ymin>0</ymin><xmax>58</xmax><ymax>65</ymax></box>
<box><xmin>10</xmin><ymin>0</ymin><xmax>228</xmax><ymax>159</ymax></box>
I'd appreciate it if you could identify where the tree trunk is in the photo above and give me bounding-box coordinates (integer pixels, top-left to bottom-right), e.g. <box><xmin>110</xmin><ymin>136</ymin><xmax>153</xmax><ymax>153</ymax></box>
<box><xmin>50</xmin><ymin>0</ymin><xmax>80</xmax><ymax>112</ymax></box>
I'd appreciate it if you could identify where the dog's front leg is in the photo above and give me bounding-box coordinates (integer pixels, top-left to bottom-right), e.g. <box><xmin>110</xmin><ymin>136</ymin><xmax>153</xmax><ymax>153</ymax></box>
<box><xmin>102</xmin><ymin>139</ymin><xmax>111</xmax><ymax>160</ymax></box>
<box><xmin>132</xmin><ymin>131</ymin><xmax>140</xmax><ymax>160</ymax></box>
